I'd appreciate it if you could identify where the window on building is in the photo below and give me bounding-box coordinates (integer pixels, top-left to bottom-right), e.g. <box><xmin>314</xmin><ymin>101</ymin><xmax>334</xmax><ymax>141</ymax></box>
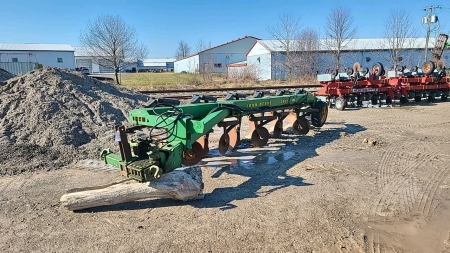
<box><xmin>57</xmin><ymin>58</ymin><xmax>63</xmax><ymax>63</ymax></box>
<box><xmin>214</xmin><ymin>63</ymin><xmax>222</xmax><ymax>68</ymax></box>
<box><xmin>11</xmin><ymin>58</ymin><xmax>18</xmax><ymax>62</ymax></box>
<box><xmin>398</xmin><ymin>57</ymin><xmax>403</xmax><ymax>62</ymax></box>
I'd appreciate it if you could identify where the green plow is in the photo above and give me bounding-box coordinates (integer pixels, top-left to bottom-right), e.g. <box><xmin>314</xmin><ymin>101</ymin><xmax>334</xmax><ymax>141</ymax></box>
<box><xmin>101</xmin><ymin>89</ymin><xmax>328</xmax><ymax>182</ymax></box>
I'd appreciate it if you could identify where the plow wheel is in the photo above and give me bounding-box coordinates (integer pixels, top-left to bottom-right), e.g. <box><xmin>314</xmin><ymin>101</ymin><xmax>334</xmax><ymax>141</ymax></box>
<box><xmin>371</xmin><ymin>97</ymin><xmax>379</xmax><ymax>105</ymax></box>
<box><xmin>272</xmin><ymin>120</ymin><xmax>283</xmax><ymax>138</ymax></box>
<box><xmin>335</xmin><ymin>97</ymin><xmax>347</xmax><ymax>111</ymax></box>
<box><xmin>293</xmin><ymin>117</ymin><xmax>310</xmax><ymax>135</ymax></box>
<box><xmin>372</xmin><ymin>62</ymin><xmax>384</xmax><ymax>76</ymax></box>
<box><xmin>422</xmin><ymin>61</ymin><xmax>435</xmax><ymax>75</ymax></box>
<box><xmin>311</xmin><ymin>101</ymin><xmax>328</xmax><ymax>127</ymax></box>
<box><xmin>251</xmin><ymin>127</ymin><xmax>270</xmax><ymax>148</ymax></box>
<box><xmin>182</xmin><ymin>141</ymin><xmax>204</xmax><ymax>166</ymax></box>
<box><xmin>414</xmin><ymin>96</ymin><xmax>422</xmax><ymax>102</ymax></box>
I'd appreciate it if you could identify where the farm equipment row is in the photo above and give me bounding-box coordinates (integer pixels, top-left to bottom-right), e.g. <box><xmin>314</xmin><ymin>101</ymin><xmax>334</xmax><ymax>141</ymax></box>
<box><xmin>101</xmin><ymin>89</ymin><xmax>328</xmax><ymax>182</ymax></box>
<box><xmin>316</xmin><ymin>34</ymin><xmax>450</xmax><ymax>110</ymax></box>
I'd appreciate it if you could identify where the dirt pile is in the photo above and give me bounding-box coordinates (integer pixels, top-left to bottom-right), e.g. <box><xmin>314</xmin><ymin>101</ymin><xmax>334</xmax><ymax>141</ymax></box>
<box><xmin>0</xmin><ymin>68</ymin><xmax>15</xmax><ymax>82</ymax></box>
<box><xmin>0</xmin><ymin>67</ymin><xmax>148</xmax><ymax>175</ymax></box>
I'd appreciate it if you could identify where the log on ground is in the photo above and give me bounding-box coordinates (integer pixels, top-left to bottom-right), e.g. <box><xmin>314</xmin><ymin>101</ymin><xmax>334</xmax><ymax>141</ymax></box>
<box><xmin>60</xmin><ymin>166</ymin><xmax>204</xmax><ymax>211</ymax></box>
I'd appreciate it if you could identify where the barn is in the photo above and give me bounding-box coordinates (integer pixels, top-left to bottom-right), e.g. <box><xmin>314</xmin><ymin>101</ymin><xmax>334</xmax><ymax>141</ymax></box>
<box><xmin>174</xmin><ymin>36</ymin><xmax>259</xmax><ymax>74</ymax></box>
<box><xmin>0</xmin><ymin>43</ymin><xmax>75</xmax><ymax>74</ymax></box>
<box><xmin>246</xmin><ymin>38</ymin><xmax>440</xmax><ymax>80</ymax></box>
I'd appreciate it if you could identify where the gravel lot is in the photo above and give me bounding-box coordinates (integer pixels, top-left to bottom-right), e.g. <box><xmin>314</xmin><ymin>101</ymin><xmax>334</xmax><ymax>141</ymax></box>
<box><xmin>0</xmin><ymin>69</ymin><xmax>449</xmax><ymax>252</ymax></box>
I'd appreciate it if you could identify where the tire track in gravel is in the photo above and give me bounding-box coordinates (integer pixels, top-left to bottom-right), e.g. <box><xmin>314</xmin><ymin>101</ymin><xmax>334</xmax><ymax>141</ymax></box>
<box><xmin>72</xmin><ymin>159</ymin><xmax>120</xmax><ymax>173</ymax></box>
<box><xmin>376</xmin><ymin>146</ymin><xmax>395</xmax><ymax>190</ymax></box>
<box><xmin>0</xmin><ymin>176</ymin><xmax>27</xmax><ymax>195</ymax></box>
<box><xmin>415</xmin><ymin>160</ymin><xmax>450</xmax><ymax>217</ymax></box>
<box><xmin>366</xmin><ymin>144</ymin><xmax>445</xmax><ymax>252</ymax></box>
<box><xmin>366</xmin><ymin>230</ymin><xmax>382</xmax><ymax>253</ymax></box>
<box><xmin>370</xmin><ymin>145</ymin><xmax>440</xmax><ymax>220</ymax></box>
<box><xmin>0</xmin><ymin>177</ymin><xmax>14</xmax><ymax>195</ymax></box>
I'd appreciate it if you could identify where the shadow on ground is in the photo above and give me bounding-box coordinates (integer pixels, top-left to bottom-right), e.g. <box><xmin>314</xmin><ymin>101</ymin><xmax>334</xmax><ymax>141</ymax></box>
<box><xmin>80</xmin><ymin>123</ymin><xmax>365</xmax><ymax>213</ymax></box>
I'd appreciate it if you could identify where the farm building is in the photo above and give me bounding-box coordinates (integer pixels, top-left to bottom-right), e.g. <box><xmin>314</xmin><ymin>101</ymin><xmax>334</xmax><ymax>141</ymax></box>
<box><xmin>74</xmin><ymin>46</ymin><xmax>113</xmax><ymax>74</ymax></box>
<box><xmin>74</xmin><ymin>46</ymin><xmax>174</xmax><ymax>73</ymax></box>
<box><xmin>174</xmin><ymin>36</ymin><xmax>259</xmax><ymax>73</ymax></box>
<box><xmin>0</xmin><ymin>43</ymin><xmax>75</xmax><ymax>75</ymax></box>
<box><xmin>136</xmin><ymin>58</ymin><xmax>176</xmax><ymax>72</ymax></box>
<box><xmin>245</xmin><ymin>38</ymin><xmax>441</xmax><ymax>80</ymax></box>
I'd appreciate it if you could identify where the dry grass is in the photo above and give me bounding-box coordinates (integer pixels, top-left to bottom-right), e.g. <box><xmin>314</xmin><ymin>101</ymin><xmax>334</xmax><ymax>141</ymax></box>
<box><xmin>121</xmin><ymin>72</ymin><xmax>319</xmax><ymax>91</ymax></box>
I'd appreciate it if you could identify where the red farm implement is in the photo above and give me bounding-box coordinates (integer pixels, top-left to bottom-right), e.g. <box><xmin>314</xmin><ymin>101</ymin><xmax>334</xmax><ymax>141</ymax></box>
<box><xmin>316</xmin><ymin>34</ymin><xmax>450</xmax><ymax>110</ymax></box>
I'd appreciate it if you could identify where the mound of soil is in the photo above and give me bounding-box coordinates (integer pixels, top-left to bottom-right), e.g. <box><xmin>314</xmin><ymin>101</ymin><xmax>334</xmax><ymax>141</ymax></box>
<box><xmin>0</xmin><ymin>68</ymin><xmax>15</xmax><ymax>82</ymax></box>
<box><xmin>0</xmin><ymin>67</ymin><xmax>148</xmax><ymax>175</ymax></box>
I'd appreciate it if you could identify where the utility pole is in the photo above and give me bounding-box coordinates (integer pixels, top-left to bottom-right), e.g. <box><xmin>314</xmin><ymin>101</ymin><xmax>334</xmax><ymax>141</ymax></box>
<box><xmin>422</xmin><ymin>5</ymin><xmax>442</xmax><ymax>62</ymax></box>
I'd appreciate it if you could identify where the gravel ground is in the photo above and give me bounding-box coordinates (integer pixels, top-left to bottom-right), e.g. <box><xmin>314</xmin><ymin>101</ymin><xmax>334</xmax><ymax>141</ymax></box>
<box><xmin>0</xmin><ymin>67</ymin><xmax>147</xmax><ymax>175</ymax></box>
<box><xmin>0</xmin><ymin>68</ymin><xmax>15</xmax><ymax>82</ymax></box>
<box><xmin>0</xmin><ymin>71</ymin><xmax>449</xmax><ymax>252</ymax></box>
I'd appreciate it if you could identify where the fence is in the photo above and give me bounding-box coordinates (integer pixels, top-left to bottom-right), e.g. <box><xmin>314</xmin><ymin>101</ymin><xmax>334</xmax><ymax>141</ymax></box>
<box><xmin>0</xmin><ymin>62</ymin><xmax>39</xmax><ymax>75</ymax></box>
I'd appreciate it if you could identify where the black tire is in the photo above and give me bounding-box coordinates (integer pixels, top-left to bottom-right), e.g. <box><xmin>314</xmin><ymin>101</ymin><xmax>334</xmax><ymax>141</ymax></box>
<box><xmin>422</xmin><ymin>61</ymin><xmax>435</xmax><ymax>75</ymax></box>
<box><xmin>441</xmin><ymin>95</ymin><xmax>448</xmax><ymax>102</ymax></box>
<box><xmin>427</xmin><ymin>96</ymin><xmax>434</xmax><ymax>103</ymax></box>
<box><xmin>311</xmin><ymin>101</ymin><xmax>328</xmax><ymax>127</ymax></box>
<box><xmin>400</xmin><ymin>97</ymin><xmax>408</xmax><ymax>104</ymax></box>
<box><xmin>335</xmin><ymin>97</ymin><xmax>347</xmax><ymax>111</ymax></box>
<box><xmin>372</xmin><ymin>62</ymin><xmax>384</xmax><ymax>76</ymax></box>
<box><xmin>356</xmin><ymin>99</ymin><xmax>363</xmax><ymax>107</ymax></box>
<box><xmin>414</xmin><ymin>96</ymin><xmax>422</xmax><ymax>102</ymax></box>
<box><xmin>385</xmin><ymin>96</ymin><xmax>392</xmax><ymax>105</ymax></box>
<box><xmin>371</xmin><ymin>98</ymin><xmax>378</xmax><ymax>105</ymax></box>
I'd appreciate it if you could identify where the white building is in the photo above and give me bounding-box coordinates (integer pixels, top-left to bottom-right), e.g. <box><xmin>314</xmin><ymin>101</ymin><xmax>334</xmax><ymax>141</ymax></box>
<box><xmin>73</xmin><ymin>46</ymin><xmax>107</xmax><ymax>74</ymax></box>
<box><xmin>246</xmin><ymin>38</ymin><xmax>440</xmax><ymax>80</ymax></box>
<box><xmin>137</xmin><ymin>58</ymin><xmax>175</xmax><ymax>72</ymax></box>
<box><xmin>174</xmin><ymin>36</ymin><xmax>260</xmax><ymax>73</ymax></box>
<box><xmin>0</xmin><ymin>43</ymin><xmax>76</xmax><ymax>74</ymax></box>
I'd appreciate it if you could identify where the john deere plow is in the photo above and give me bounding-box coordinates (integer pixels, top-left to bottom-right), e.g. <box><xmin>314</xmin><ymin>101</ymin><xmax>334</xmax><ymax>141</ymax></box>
<box><xmin>101</xmin><ymin>89</ymin><xmax>328</xmax><ymax>182</ymax></box>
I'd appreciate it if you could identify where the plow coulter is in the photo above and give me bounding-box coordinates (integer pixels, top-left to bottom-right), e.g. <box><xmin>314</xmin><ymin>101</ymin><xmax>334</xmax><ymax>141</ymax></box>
<box><xmin>100</xmin><ymin>89</ymin><xmax>328</xmax><ymax>182</ymax></box>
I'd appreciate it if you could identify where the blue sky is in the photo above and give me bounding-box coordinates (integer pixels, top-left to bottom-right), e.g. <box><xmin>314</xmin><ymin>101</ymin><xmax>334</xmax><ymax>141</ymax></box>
<box><xmin>1</xmin><ymin>0</ymin><xmax>449</xmax><ymax>58</ymax></box>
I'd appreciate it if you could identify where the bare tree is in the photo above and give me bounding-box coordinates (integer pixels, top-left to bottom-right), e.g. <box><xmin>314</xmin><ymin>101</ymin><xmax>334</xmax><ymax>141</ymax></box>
<box><xmin>175</xmin><ymin>41</ymin><xmax>191</xmax><ymax>59</ymax></box>
<box><xmin>79</xmin><ymin>14</ymin><xmax>148</xmax><ymax>84</ymax></box>
<box><xmin>323</xmin><ymin>5</ymin><xmax>357</xmax><ymax>71</ymax></box>
<box><xmin>196</xmin><ymin>39</ymin><xmax>211</xmax><ymax>52</ymax></box>
<box><xmin>376</xmin><ymin>9</ymin><xmax>418</xmax><ymax>75</ymax></box>
<box><xmin>196</xmin><ymin>39</ymin><xmax>214</xmax><ymax>81</ymax></box>
<box><xmin>267</xmin><ymin>14</ymin><xmax>302</xmax><ymax>81</ymax></box>
<box><xmin>296</xmin><ymin>28</ymin><xmax>320</xmax><ymax>76</ymax></box>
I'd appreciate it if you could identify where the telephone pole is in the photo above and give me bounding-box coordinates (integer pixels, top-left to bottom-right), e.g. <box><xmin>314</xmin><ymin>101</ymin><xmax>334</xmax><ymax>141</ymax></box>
<box><xmin>422</xmin><ymin>5</ymin><xmax>442</xmax><ymax>62</ymax></box>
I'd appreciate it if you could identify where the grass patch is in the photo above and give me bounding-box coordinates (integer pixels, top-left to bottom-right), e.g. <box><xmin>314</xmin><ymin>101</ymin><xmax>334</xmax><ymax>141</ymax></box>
<box><xmin>121</xmin><ymin>72</ymin><xmax>201</xmax><ymax>86</ymax></box>
<box><xmin>119</xmin><ymin>72</ymin><xmax>319</xmax><ymax>91</ymax></box>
